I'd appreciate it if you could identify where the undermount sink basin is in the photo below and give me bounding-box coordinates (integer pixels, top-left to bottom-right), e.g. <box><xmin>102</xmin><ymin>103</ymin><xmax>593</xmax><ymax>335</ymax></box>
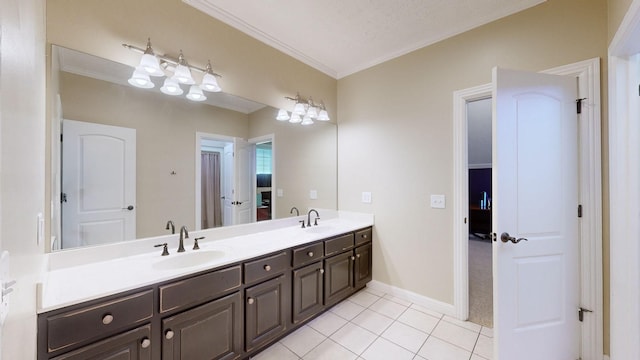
<box><xmin>152</xmin><ymin>250</ymin><xmax>226</xmax><ymax>270</ymax></box>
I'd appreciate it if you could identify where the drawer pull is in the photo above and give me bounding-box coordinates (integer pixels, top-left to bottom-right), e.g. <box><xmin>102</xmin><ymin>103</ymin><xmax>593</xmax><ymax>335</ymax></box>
<box><xmin>165</xmin><ymin>330</ymin><xmax>174</xmax><ymax>340</ymax></box>
<box><xmin>307</xmin><ymin>251</ymin><xmax>314</xmax><ymax>257</ymax></box>
<box><xmin>247</xmin><ymin>297</ymin><xmax>255</xmax><ymax>305</ymax></box>
<box><xmin>141</xmin><ymin>338</ymin><xmax>151</xmax><ymax>348</ymax></box>
<box><xmin>102</xmin><ymin>314</ymin><xmax>114</xmax><ymax>325</ymax></box>
<box><xmin>319</xmin><ymin>269</ymin><xmax>325</xmax><ymax>274</ymax></box>
<box><xmin>362</xmin><ymin>234</ymin><xmax>368</xmax><ymax>239</ymax></box>
<box><xmin>264</xmin><ymin>265</ymin><xmax>271</xmax><ymax>271</ymax></box>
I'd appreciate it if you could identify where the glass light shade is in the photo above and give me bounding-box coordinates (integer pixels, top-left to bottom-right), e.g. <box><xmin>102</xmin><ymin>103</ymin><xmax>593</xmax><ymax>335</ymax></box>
<box><xmin>186</xmin><ymin>85</ymin><xmax>207</xmax><ymax>101</ymax></box>
<box><xmin>172</xmin><ymin>64</ymin><xmax>195</xmax><ymax>85</ymax></box>
<box><xmin>301</xmin><ymin>115</ymin><xmax>314</xmax><ymax>126</ymax></box>
<box><xmin>289</xmin><ymin>113</ymin><xmax>302</xmax><ymax>124</ymax></box>
<box><xmin>276</xmin><ymin>109</ymin><xmax>290</xmax><ymax>121</ymax></box>
<box><xmin>307</xmin><ymin>106</ymin><xmax>318</xmax><ymax>119</ymax></box>
<box><xmin>127</xmin><ymin>68</ymin><xmax>154</xmax><ymax>89</ymax></box>
<box><xmin>160</xmin><ymin>78</ymin><xmax>183</xmax><ymax>96</ymax></box>
<box><xmin>139</xmin><ymin>54</ymin><xmax>163</xmax><ymax>76</ymax></box>
<box><xmin>317</xmin><ymin>109</ymin><xmax>330</xmax><ymax>121</ymax></box>
<box><xmin>293</xmin><ymin>102</ymin><xmax>306</xmax><ymax>115</ymax></box>
<box><xmin>200</xmin><ymin>73</ymin><xmax>222</xmax><ymax>92</ymax></box>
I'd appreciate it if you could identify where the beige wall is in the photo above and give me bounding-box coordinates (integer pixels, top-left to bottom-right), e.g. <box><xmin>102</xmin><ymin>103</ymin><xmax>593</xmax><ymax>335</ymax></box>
<box><xmin>59</xmin><ymin>72</ymin><xmax>249</xmax><ymax>238</ymax></box>
<box><xmin>337</xmin><ymin>0</ymin><xmax>609</xmax><ymax>351</ymax></box>
<box><xmin>249</xmin><ymin>108</ymin><xmax>338</xmax><ymax>218</ymax></box>
<box><xmin>608</xmin><ymin>0</ymin><xmax>634</xmax><ymax>42</ymax></box>
<box><xmin>0</xmin><ymin>0</ymin><xmax>46</xmax><ymax>359</ymax></box>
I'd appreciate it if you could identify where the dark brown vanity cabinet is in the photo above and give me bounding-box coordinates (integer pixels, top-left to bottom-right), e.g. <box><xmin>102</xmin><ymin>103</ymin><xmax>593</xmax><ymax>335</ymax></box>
<box><xmin>39</xmin><ymin>227</ymin><xmax>373</xmax><ymax>360</ymax></box>
<box><xmin>161</xmin><ymin>292</ymin><xmax>242</xmax><ymax>360</ymax></box>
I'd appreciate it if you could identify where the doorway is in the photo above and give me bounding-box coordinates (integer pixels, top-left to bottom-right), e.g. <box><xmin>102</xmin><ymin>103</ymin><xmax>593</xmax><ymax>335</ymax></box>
<box><xmin>255</xmin><ymin>141</ymin><xmax>273</xmax><ymax>222</ymax></box>
<box><xmin>452</xmin><ymin>58</ymin><xmax>603</xmax><ymax>358</ymax></box>
<box><xmin>466</xmin><ymin>98</ymin><xmax>493</xmax><ymax>328</ymax></box>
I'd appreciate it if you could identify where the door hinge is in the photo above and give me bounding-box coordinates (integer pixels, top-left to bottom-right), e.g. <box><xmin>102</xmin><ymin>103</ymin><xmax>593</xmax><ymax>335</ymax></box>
<box><xmin>490</xmin><ymin>232</ymin><xmax>497</xmax><ymax>242</ymax></box>
<box><xmin>576</xmin><ymin>98</ymin><xmax>587</xmax><ymax>114</ymax></box>
<box><xmin>60</xmin><ymin>133</ymin><xmax>63</xmax><ymax>142</ymax></box>
<box><xmin>61</xmin><ymin>192</ymin><xmax>67</xmax><ymax>203</ymax></box>
<box><xmin>578</xmin><ymin>204</ymin><xmax>582</xmax><ymax>218</ymax></box>
<box><xmin>578</xmin><ymin>307</ymin><xmax>593</xmax><ymax>322</ymax></box>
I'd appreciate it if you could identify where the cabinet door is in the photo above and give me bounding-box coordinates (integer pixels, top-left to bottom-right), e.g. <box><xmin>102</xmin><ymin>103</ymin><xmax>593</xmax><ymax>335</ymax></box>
<box><xmin>245</xmin><ymin>275</ymin><xmax>289</xmax><ymax>352</ymax></box>
<box><xmin>51</xmin><ymin>324</ymin><xmax>151</xmax><ymax>360</ymax></box>
<box><xmin>354</xmin><ymin>243</ymin><xmax>372</xmax><ymax>290</ymax></box>
<box><xmin>162</xmin><ymin>292</ymin><xmax>242</xmax><ymax>360</ymax></box>
<box><xmin>324</xmin><ymin>251</ymin><xmax>355</xmax><ymax>307</ymax></box>
<box><xmin>292</xmin><ymin>262</ymin><xmax>324</xmax><ymax>324</ymax></box>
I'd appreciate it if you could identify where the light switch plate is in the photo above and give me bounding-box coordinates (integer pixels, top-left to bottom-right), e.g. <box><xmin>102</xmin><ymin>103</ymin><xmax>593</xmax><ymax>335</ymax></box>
<box><xmin>277</xmin><ymin>188</ymin><xmax>283</xmax><ymax>197</ymax></box>
<box><xmin>431</xmin><ymin>194</ymin><xmax>446</xmax><ymax>209</ymax></box>
<box><xmin>362</xmin><ymin>192</ymin><xmax>372</xmax><ymax>203</ymax></box>
<box><xmin>310</xmin><ymin>190</ymin><xmax>318</xmax><ymax>199</ymax></box>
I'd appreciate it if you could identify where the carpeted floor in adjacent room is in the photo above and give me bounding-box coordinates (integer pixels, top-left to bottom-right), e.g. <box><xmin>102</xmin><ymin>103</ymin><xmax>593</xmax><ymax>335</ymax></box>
<box><xmin>469</xmin><ymin>236</ymin><xmax>493</xmax><ymax>328</ymax></box>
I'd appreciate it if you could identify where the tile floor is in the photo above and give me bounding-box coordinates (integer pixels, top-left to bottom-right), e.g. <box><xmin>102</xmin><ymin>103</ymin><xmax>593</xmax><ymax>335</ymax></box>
<box><xmin>251</xmin><ymin>287</ymin><xmax>493</xmax><ymax>360</ymax></box>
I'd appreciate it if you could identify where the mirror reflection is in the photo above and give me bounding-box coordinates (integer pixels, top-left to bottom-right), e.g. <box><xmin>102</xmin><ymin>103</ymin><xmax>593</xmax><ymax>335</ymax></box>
<box><xmin>50</xmin><ymin>45</ymin><xmax>337</xmax><ymax>251</ymax></box>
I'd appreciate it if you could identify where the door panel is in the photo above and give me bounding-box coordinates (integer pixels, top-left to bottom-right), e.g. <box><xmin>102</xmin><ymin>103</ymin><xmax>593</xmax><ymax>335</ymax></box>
<box><xmin>62</xmin><ymin>120</ymin><xmax>136</xmax><ymax>249</ymax></box>
<box><xmin>493</xmin><ymin>67</ymin><xmax>579</xmax><ymax>360</ymax></box>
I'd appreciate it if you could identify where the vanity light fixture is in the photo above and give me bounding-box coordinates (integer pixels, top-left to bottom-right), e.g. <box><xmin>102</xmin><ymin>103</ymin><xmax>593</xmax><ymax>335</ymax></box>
<box><xmin>276</xmin><ymin>93</ymin><xmax>330</xmax><ymax>125</ymax></box>
<box><xmin>123</xmin><ymin>38</ymin><xmax>223</xmax><ymax>102</ymax></box>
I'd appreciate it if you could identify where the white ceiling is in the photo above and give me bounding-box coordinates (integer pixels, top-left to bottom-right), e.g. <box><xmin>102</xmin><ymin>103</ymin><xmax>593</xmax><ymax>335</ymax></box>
<box><xmin>183</xmin><ymin>0</ymin><xmax>546</xmax><ymax>79</ymax></box>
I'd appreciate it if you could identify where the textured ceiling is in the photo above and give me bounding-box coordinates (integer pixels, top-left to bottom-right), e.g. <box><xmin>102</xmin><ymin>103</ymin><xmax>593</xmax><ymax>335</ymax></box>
<box><xmin>183</xmin><ymin>0</ymin><xmax>546</xmax><ymax>79</ymax></box>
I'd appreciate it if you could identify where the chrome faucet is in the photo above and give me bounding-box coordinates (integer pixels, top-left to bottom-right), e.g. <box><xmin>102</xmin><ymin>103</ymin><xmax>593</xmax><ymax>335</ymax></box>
<box><xmin>178</xmin><ymin>226</ymin><xmax>189</xmax><ymax>253</ymax></box>
<box><xmin>307</xmin><ymin>209</ymin><xmax>320</xmax><ymax>227</ymax></box>
<box><xmin>165</xmin><ymin>220</ymin><xmax>175</xmax><ymax>234</ymax></box>
<box><xmin>290</xmin><ymin>207</ymin><xmax>299</xmax><ymax>216</ymax></box>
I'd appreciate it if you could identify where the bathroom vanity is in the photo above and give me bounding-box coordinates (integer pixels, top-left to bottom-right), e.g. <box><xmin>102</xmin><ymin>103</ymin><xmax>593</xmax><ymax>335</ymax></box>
<box><xmin>36</xmin><ymin>216</ymin><xmax>373</xmax><ymax>359</ymax></box>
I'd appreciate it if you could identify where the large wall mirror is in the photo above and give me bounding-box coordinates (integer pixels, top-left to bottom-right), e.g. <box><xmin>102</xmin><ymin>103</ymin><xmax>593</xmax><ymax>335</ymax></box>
<box><xmin>49</xmin><ymin>45</ymin><xmax>337</xmax><ymax>252</ymax></box>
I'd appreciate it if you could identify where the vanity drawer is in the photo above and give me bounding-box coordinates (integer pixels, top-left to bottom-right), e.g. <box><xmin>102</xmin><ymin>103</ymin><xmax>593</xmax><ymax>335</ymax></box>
<box><xmin>159</xmin><ymin>264</ymin><xmax>241</xmax><ymax>314</ymax></box>
<box><xmin>324</xmin><ymin>233</ymin><xmax>355</xmax><ymax>256</ymax></box>
<box><xmin>46</xmin><ymin>289</ymin><xmax>153</xmax><ymax>354</ymax></box>
<box><xmin>355</xmin><ymin>228</ymin><xmax>372</xmax><ymax>246</ymax></box>
<box><xmin>292</xmin><ymin>242</ymin><xmax>324</xmax><ymax>268</ymax></box>
<box><xmin>244</xmin><ymin>251</ymin><xmax>290</xmax><ymax>285</ymax></box>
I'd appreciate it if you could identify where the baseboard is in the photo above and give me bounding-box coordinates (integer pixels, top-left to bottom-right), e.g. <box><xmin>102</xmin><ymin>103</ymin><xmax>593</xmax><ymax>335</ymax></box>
<box><xmin>603</xmin><ymin>355</ymin><xmax>610</xmax><ymax>360</ymax></box>
<box><xmin>367</xmin><ymin>280</ymin><xmax>456</xmax><ymax>317</ymax></box>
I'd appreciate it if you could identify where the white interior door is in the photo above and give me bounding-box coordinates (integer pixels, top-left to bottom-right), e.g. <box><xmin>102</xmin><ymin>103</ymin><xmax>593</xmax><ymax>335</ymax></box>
<box><xmin>233</xmin><ymin>138</ymin><xmax>254</xmax><ymax>225</ymax></box>
<box><xmin>493</xmin><ymin>68</ymin><xmax>579</xmax><ymax>359</ymax></box>
<box><xmin>62</xmin><ymin>120</ymin><xmax>136</xmax><ymax>249</ymax></box>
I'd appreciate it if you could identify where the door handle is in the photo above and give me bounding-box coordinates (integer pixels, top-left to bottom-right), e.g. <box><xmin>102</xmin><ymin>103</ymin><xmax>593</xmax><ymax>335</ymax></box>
<box><xmin>123</xmin><ymin>205</ymin><xmax>134</xmax><ymax>211</ymax></box>
<box><xmin>500</xmin><ymin>232</ymin><xmax>528</xmax><ymax>244</ymax></box>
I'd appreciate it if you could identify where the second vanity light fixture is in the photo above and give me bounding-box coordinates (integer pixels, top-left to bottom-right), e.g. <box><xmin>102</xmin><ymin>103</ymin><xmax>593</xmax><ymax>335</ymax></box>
<box><xmin>123</xmin><ymin>38</ymin><xmax>222</xmax><ymax>102</ymax></box>
<box><xmin>276</xmin><ymin>93</ymin><xmax>330</xmax><ymax>125</ymax></box>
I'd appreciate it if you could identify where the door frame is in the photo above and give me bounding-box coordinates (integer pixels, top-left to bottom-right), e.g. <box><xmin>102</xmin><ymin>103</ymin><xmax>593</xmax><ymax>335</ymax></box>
<box><xmin>608</xmin><ymin>0</ymin><xmax>640</xmax><ymax>358</ymax></box>
<box><xmin>452</xmin><ymin>58</ymin><xmax>603</xmax><ymax>358</ymax></box>
<box><xmin>249</xmin><ymin>134</ymin><xmax>276</xmax><ymax>222</ymax></box>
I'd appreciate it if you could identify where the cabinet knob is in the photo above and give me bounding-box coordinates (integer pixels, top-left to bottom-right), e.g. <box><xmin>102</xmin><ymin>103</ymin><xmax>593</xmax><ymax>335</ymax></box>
<box><xmin>247</xmin><ymin>297</ymin><xmax>255</xmax><ymax>305</ymax></box>
<box><xmin>165</xmin><ymin>330</ymin><xmax>174</xmax><ymax>340</ymax></box>
<box><xmin>141</xmin><ymin>337</ymin><xmax>151</xmax><ymax>348</ymax></box>
<box><xmin>362</xmin><ymin>234</ymin><xmax>368</xmax><ymax>239</ymax></box>
<box><xmin>351</xmin><ymin>256</ymin><xmax>355</xmax><ymax>260</ymax></box>
<box><xmin>307</xmin><ymin>251</ymin><xmax>314</xmax><ymax>257</ymax></box>
<box><xmin>102</xmin><ymin>314</ymin><xmax>114</xmax><ymax>325</ymax></box>
<box><xmin>264</xmin><ymin>265</ymin><xmax>271</xmax><ymax>271</ymax></box>
<box><xmin>356</xmin><ymin>254</ymin><xmax>361</xmax><ymax>258</ymax></box>
<box><xmin>319</xmin><ymin>268</ymin><xmax>325</xmax><ymax>274</ymax></box>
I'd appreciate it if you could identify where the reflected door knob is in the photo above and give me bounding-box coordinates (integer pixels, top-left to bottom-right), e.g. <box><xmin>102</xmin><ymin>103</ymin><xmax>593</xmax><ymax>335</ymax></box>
<box><xmin>123</xmin><ymin>205</ymin><xmax>134</xmax><ymax>211</ymax></box>
<box><xmin>500</xmin><ymin>232</ymin><xmax>528</xmax><ymax>244</ymax></box>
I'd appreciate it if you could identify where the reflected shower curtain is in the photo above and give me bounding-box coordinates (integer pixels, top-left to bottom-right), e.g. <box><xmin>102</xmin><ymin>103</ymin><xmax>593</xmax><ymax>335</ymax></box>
<box><xmin>201</xmin><ymin>152</ymin><xmax>222</xmax><ymax>229</ymax></box>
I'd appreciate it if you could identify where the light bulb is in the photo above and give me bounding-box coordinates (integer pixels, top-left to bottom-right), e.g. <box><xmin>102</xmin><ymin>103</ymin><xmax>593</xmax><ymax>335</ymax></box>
<box><xmin>276</xmin><ymin>109</ymin><xmax>290</xmax><ymax>121</ymax></box>
<box><xmin>293</xmin><ymin>102</ymin><xmax>306</xmax><ymax>115</ymax></box>
<box><xmin>186</xmin><ymin>85</ymin><xmax>206</xmax><ymax>101</ymax></box>
<box><xmin>139</xmin><ymin>53</ymin><xmax>163</xmax><ymax>76</ymax></box>
<box><xmin>127</xmin><ymin>68</ymin><xmax>154</xmax><ymax>89</ymax></box>
<box><xmin>301</xmin><ymin>115</ymin><xmax>314</xmax><ymax>125</ymax></box>
<box><xmin>200</xmin><ymin>73</ymin><xmax>221</xmax><ymax>92</ymax></box>
<box><xmin>172</xmin><ymin>64</ymin><xmax>195</xmax><ymax>85</ymax></box>
<box><xmin>289</xmin><ymin>113</ymin><xmax>302</xmax><ymax>124</ymax></box>
<box><xmin>160</xmin><ymin>78</ymin><xmax>183</xmax><ymax>96</ymax></box>
<box><xmin>317</xmin><ymin>109</ymin><xmax>330</xmax><ymax>121</ymax></box>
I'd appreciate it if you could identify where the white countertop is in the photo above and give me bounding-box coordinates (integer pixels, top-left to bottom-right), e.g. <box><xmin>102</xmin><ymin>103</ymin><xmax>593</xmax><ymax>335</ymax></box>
<box><xmin>37</xmin><ymin>211</ymin><xmax>373</xmax><ymax>313</ymax></box>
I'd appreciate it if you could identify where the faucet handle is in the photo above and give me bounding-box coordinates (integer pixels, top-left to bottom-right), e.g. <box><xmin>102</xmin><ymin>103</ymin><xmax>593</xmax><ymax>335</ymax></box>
<box><xmin>154</xmin><ymin>243</ymin><xmax>169</xmax><ymax>256</ymax></box>
<box><xmin>193</xmin><ymin>237</ymin><xmax>204</xmax><ymax>250</ymax></box>
<box><xmin>299</xmin><ymin>220</ymin><xmax>306</xmax><ymax>229</ymax></box>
